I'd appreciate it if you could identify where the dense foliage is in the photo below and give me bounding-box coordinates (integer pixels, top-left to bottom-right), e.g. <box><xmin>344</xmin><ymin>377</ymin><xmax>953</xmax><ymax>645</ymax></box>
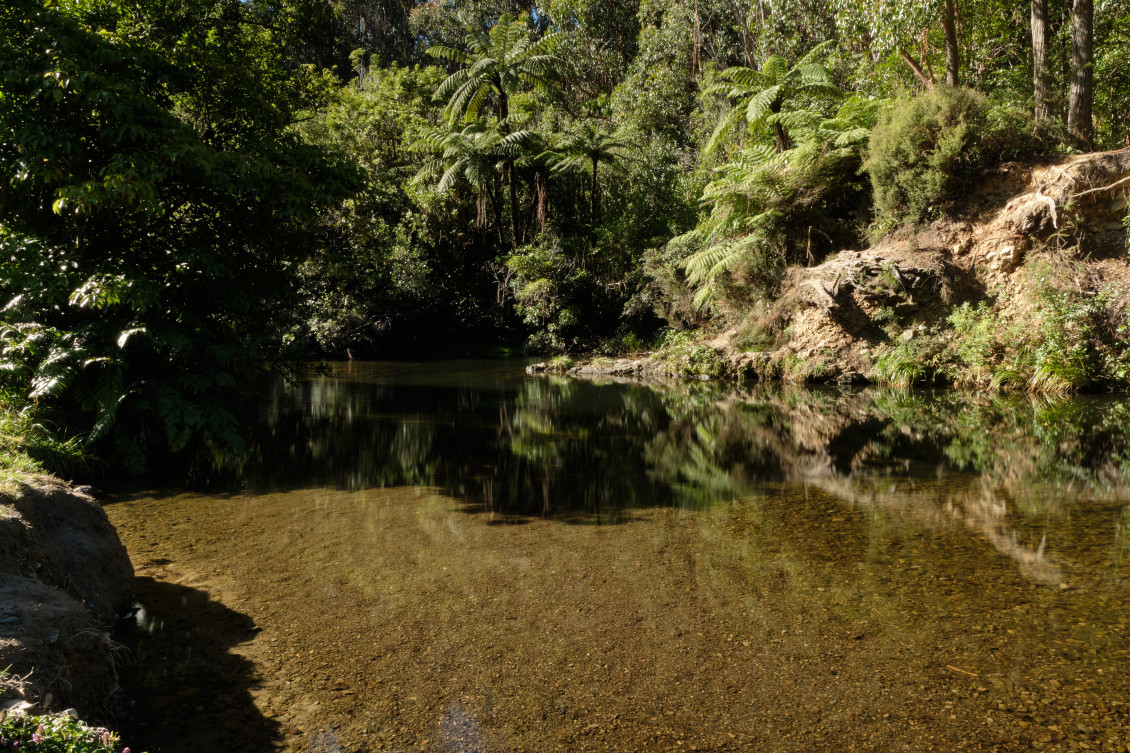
<box><xmin>0</xmin><ymin>714</ymin><xmax>125</xmax><ymax>753</ymax></box>
<box><xmin>0</xmin><ymin>0</ymin><xmax>352</xmax><ymax>474</ymax></box>
<box><xmin>866</xmin><ymin>86</ymin><xmax>1054</xmax><ymax>228</ymax></box>
<box><xmin>3</xmin><ymin>0</ymin><xmax>1129</xmax><ymax>474</ymax></box>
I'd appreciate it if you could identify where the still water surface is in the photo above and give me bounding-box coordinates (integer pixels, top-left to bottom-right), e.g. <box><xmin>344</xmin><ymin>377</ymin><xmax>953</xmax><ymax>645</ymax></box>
<box><xmin>106</xmin><ymin>361</ymin><xmax>1130</xmax><ymax>753</ymax></box>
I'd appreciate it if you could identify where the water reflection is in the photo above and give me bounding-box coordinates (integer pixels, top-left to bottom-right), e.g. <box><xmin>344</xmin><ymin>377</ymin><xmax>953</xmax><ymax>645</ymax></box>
<box><xmin>239</xmin><ymin>360</ymin><xmax>1130</xmax><ymax>595</ymax></box>
<box><xmin>243</xmin><ymin>361</ymin><xmax>1130</xmax><ymax>512</ymax></box>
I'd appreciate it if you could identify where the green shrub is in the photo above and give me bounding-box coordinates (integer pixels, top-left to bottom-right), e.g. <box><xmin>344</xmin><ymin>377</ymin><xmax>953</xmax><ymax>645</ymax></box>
<box><xmin>0</xmin><ymin>714</ymin><xmax>126</xmax><ymax>753</ymax></box>
<box><xmin>0</xmin><ymin>402</ymin><xmax>92</xmax><ymax>491</ymax></box>
<box><xmin>1107</xmin><ymin>309</ymin><xmax>1130</xmax><ymax>387</ymax></box>
<box><xmin>940</xmin><ymin>281</ymin><xmax>1130</xmax><ymax>393</ymax></box>
<box><xmin>946</xmin><ymin>301</ymin><xmax>1001</xmax><ymax>380</ymax></box>
<box><xmin>1028</xmin><ymin>290</ymin><xmax>1096</xmax><ymax>393</ymax></box>
<box><xmin>866</xmin><ymin>87</ymin><xmax>1048</xmax><ymax>229</ymax></box>
<box><xmin>874</xmin><ymin>343</ymin><xmax>930</xmax><ymax>388</ymax></box>
<box><xmin>655</xmin><ymin>330</ymin><xmax>730</xmax><ymax>378</ymax></box>
<box><xmin>507</xmin><ymin>237</ymin><xmax>590</xmax><ymax>353</ymax></box>
<box><xmin>595</xmin><ymin>327</ymin><xmax>647</xmax><ymax>356</ymax></box>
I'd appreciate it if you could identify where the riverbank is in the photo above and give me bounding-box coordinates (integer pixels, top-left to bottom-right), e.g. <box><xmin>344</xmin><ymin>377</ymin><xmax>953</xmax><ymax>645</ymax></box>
<box><xmin>534</xmin><ymin>149</ymin><xmax>1130</xmax><ymax>393</ymax></box>
<box><xmin>0</xmin><ymin>476</ymin><xmax>133</xmax><ymax>720</ymax></box>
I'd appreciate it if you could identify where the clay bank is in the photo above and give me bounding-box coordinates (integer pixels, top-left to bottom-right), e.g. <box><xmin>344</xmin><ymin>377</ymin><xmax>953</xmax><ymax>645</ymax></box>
<box><xmin>0</xmin><ymin>477</ymin><xmax>133</xmax><ymax>720</ymax></box>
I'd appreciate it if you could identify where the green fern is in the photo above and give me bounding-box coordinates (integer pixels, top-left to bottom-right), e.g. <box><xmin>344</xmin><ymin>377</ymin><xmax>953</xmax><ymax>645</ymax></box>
<box><xmin>427</xmin><ymin>13</ymin><xmax>564</xmax><ymax>124</ymax></box>
<box><xmin>679</xmin><ymin>91</ymin><xmax>879</xmax><ymax>310</ymax></box>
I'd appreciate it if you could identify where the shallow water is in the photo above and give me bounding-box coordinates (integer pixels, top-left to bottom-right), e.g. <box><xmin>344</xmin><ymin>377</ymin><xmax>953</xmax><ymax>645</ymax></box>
<box><xmin>106</xmin><ymin>361</ymin><xmax>1130</xmax><ymax>752</ymax></box>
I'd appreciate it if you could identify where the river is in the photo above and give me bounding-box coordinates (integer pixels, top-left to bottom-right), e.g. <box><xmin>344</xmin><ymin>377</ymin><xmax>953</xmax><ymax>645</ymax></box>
<box><xmin>105</xmin><ymin>360</ymin><xmax>1130</xmax><ymax>753</ymax></box>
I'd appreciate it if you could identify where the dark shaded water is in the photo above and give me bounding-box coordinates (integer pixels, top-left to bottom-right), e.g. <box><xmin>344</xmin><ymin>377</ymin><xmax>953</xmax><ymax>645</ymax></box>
<box><xmin>108</xmin><ymin>361</ymin><xmax>1130</xmax><ymax>753</ymax></box>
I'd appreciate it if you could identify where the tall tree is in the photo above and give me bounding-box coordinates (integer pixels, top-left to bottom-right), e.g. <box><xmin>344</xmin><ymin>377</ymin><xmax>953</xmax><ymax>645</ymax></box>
<box><xmin>1032</xmin><ymin>0</ymin><xmax>1051</xmax><ymax>119</ymax></box>
<box><xmin>0</xmin><ymin>0</ymin><xmax>351</xmax><ymax>473</ymax></box>
<box><xmin>426</xmin><ymin>14</ymin><xmax>564</xmax><ymax>124</ymax></box>
<box><xmin>1067</xmin><ymin>0</ymin><xmax>1094</xmax><ymax>146</ymax></box>
<box><xmin>834</xmin><ymin>0</ymin><xmax>963</xmax><ymax>90</ymax></box>
<box><xmin>942</xmin><ymin>0</ymin><xmax>960</xmax><ymax>86</ymax></box>
<box><xmin>426</xmin><ymin>15</ymin><xmax>563</xmax><ymax>246</ymax></box>
<box><xmin>552</xmin><ymin>124</ymin><xmax>635</xmax><ymax>222</ymax></box>
<box><xmin>413</xmin><ymin>120</ymin><xmax>539</xmax><ymax>246</ymax></box>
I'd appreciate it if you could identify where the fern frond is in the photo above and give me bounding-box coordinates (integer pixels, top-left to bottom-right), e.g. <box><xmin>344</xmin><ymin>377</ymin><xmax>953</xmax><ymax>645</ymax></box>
<box><xmin>426</xmin><ymin>45</ymin><xmax>473</xmax><ymax>65</ymax></box>
<box><xmin>796</xmin><ymin>40</ymin><xmax>836</xmax><ymax>67</ymax></box>
<box><xmin>760</xmin><ymin>55</ymin><xmax>789</xmax><ymax>82</ymax></box>
<box><xmin>745</xmin><ymin>86</ymin><xmax>782</xmax><ymax>124</ymax></box>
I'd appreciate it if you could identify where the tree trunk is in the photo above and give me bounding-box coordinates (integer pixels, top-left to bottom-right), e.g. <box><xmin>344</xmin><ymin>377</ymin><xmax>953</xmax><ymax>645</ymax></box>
<box><xmin>899</xmin><ymin>48</ymin><xmax>934</xmax><ymax>89</ymax></box>
<box><xmin>534</xmin><ymin>170</ymin><xmax>547</xmax><ymax>234</ymax></box>
<box><xmin>498</xmin><ymin>85</ymin><xmax>509</xmax><ymax>126</ymax></box>
<box><xmin>486</xmin><ymin>187</ymin><xmax>504</xmax><ymax>245</ymax></box>
<box><xmin>508</xmin><ymin>161</ymin><xmax>519</xmax><ymax>248</ymax></box>
<box><xmin>769</xmin><ymin>100</ymin><xmax>791</xmax><ymax>153</ymax></box>
<box><xmin>1067</xmin><ymin>0</ymin><xmax>1093</xmax><ymax>147</ymax></box>
<box><xmin>1032</xmin><ymin>0</ymin><xmax>1051</xmax><ymax>119</ymax></box>
<box><xmin>590</xmin><ymin>159</ymin><xmax>599</xmax><ymax>222</ymax></box>
<box><xmin>692</xmin><ymin>0</ymin><xmax>701</xmax><ymax>76</ymax></box>
<box><xmin>942</xmin><ymin>0</ymin><xmax>959</xmax><ymax>86</ymax></box>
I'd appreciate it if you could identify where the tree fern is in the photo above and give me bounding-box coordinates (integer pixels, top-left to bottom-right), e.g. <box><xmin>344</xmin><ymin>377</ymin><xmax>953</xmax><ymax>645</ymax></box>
<box><xmin>427</xmin><ymin>14</ymin><xmax>564</xmax><ymax>124</ymax></box>
<box><xmin>681</xmin><ymin>68</ymin><xmax>882</xmax><ymax>311</ymax></box>
<box><xmin>703</xmin><ymin>43</ymin><xmax>841</xmax><ymax>157</ymax></box>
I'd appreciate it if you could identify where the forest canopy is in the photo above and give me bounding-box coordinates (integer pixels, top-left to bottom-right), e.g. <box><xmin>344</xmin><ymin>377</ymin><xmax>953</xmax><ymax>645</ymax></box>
<box><xmin>2</xmin><ymin>0</ymin><xmax>1128</xmax><ymax>476</ymax></box>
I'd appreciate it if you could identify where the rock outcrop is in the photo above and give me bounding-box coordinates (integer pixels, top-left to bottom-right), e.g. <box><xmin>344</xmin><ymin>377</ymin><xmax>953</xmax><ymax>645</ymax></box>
<box><xmin>0</xmin><ymin>477</ymin><xmax>133</xmax><ymax>720</ymax></box>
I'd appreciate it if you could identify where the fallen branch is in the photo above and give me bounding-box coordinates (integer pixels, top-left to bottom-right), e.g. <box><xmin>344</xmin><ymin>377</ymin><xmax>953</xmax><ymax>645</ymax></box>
<box><xmin>946</xmin><ymin>664</ymin><xmax>979</xmax><ymax>677</ymax></box>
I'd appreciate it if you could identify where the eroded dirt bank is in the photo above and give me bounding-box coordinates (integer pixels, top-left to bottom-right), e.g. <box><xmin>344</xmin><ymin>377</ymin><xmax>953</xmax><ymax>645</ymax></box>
<box><xmin>0</xmin><ymin>477</ymin><xmax>134</xmax><ymax>719</ymax></box>
<box><xmin>547</xmin><ymin>149</ymin><xmax>1130</xmax><ymax>389</ymax></box>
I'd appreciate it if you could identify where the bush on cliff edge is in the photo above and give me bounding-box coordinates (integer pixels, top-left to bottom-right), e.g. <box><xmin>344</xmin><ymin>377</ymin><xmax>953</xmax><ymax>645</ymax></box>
<box><xmin>866</xmin><ymin>87</ymin><xmax>1051</xmax><ymax>231</ymax></box>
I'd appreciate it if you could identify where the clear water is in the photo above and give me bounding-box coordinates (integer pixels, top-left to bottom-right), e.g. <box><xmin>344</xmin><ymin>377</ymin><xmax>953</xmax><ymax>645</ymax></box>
<box><xmin>107</xmin><ymin>361</ymin><xmax>1130</xmax><ymax>753</ymax></box>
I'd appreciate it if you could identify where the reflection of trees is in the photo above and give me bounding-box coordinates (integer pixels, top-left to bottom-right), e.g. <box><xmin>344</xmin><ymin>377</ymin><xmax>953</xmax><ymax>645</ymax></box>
<box><xmin>241</xmin><ymin>371</ymin><xmax>688</xmax><ymax>518</ymax></box>
<box><xmin>1117</xmin><ymin>506</ymin><xmax>1130</xmax><ymax>570</ymax></box>
<box><xmin>499</xmin><ymin>378</ymin><xmax>675</xmax><ymax>518</ymax></box>
<box><xmin>628</xmin><ymin>383</ymin><xmax>1130</xmax><ymax>584</ymax></box>
<box><xmin>243</xmin><ymin>378</ymin><xmax>447</xmax><ymax>491</ymax></box>
<box><xmin>235</xmin><ymin>367</ymin><xmax>1130</xmax><ymax>547</ymax></box>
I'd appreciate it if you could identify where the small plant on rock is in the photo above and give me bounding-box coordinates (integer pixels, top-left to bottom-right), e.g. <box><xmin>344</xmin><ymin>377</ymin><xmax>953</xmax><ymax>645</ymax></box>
<box><xmin>0</xmin><ymin>714</ymin><xmax>127</xmax><ymax>753</ymax></box>
<box><xmin>547</xmin><ymin>355</ymin><xmax>576</xmax><ymax>372</ymax></box>
<box><xmin>875</xmin><ymin>343</ymin><xmax>929</xmax><ymax>387</ymax></box>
